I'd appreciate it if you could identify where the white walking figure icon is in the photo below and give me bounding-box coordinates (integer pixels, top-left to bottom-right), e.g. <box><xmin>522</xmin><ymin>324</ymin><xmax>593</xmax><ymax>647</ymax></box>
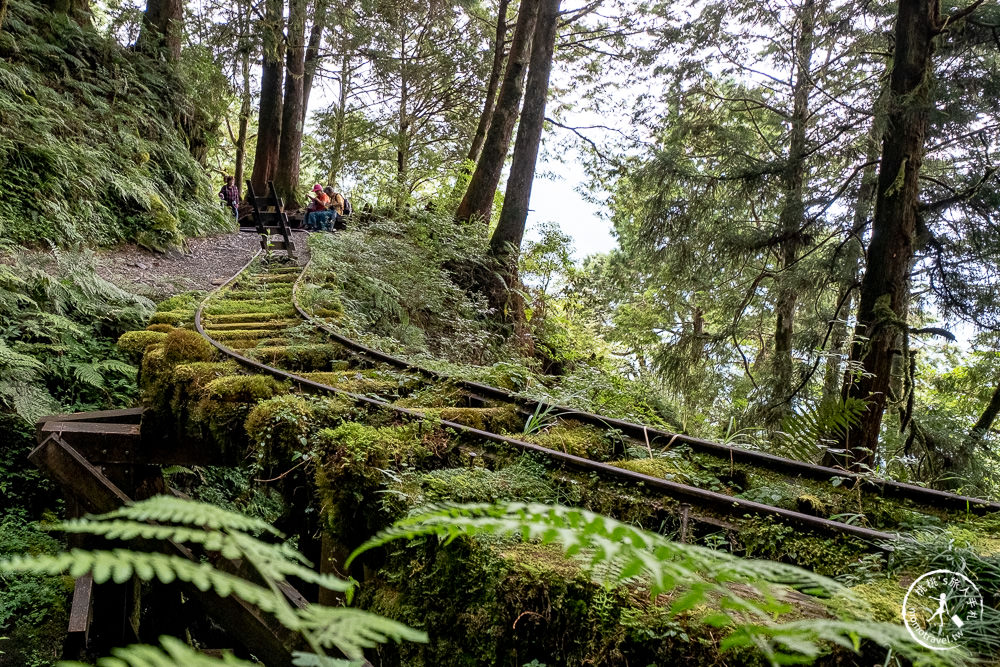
<box><xmin>927</xmin><ymin>593</ymin><xmax>948</xmax><ymax>632</ymax></box>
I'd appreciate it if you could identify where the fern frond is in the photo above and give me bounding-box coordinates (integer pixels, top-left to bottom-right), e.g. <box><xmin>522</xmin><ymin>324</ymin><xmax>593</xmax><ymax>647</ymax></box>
<box><xmin>349</xmin><ymin>503</ymin><xmax>844</xmax><ymax>599</ymax></box>
<box><xmin>348</xmin><ymin>502</ymin><xmax>965</xmax><ymax>666</ymax></box>
<box><xmin>95</xmin><ymin>359</ymin><xmax>138</xmax><ymax>376</ymax></box>
<box><xmin>775</xmin><ymin>398</ymin><xmax>867</xmax><ymax>462</ymax></box>
<box><xmin>297</xmin><ymin>606</ymin><xmax>429</xmax><ymax>659</ymax></box>
<box><xmin>71</xmin><ymin>362</ymin><xmax>106</xmax><ymax>388</ymax></box>
<box><xmin>290</xmin><ymin>652</ymin><xmax>359</xmax><ymax>667</ymax></box>
<box><xmin>722</xmin><ymin>619</ymin><xmax>967</xmax><ymax>667</ymax></box>
<box><xmin>57</xmin><ymin>635</ymin><xmax>255</xmax><ymax>667</ymax></box>
<box><xmin>0</xmin><ymin>549</ymin><xmax>300</xmax><ymax>630</ymax></box>
<box><xmin>95</xmin><ymin>495</ymin><xmax>281</xmax><ymax>536</ymax></box>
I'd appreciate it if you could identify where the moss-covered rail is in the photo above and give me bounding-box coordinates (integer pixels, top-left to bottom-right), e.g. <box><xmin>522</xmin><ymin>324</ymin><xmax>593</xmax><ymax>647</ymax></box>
<box><xmin>173</xmin><ymin>252</ymin><xmax>1000</xmax><ymax>550</ymax></box>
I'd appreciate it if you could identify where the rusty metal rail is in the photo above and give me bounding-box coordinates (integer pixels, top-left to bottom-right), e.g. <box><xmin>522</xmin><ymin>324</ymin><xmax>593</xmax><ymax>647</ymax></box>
<box><xmin>195</xmin><ymin>256</ymin><xmax>902</xmax><ymax>547</ymax></box>
<box><xmin>290</xmin><ymin>260</ymin><xmax>1000</xmax><ymax>516</ymax></box>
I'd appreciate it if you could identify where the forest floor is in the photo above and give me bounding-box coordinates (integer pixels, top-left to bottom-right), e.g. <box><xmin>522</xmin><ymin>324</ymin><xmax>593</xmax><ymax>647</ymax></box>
<box><xmin>94</xmin><ymin>230</ymin><xmax>311</xmax><ymax>299</ymax></box>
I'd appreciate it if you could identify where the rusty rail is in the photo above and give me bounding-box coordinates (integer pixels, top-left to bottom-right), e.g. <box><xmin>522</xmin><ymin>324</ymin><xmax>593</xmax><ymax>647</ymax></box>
<box><xmin>196</xmin><ymin>259</ymin><xmax>900</xmax><ymax>547</ymax></box>
<box><xmin>291</xmin><ymin>259</ymin><xmax>1000</xmax><ymax>515</ymax></box>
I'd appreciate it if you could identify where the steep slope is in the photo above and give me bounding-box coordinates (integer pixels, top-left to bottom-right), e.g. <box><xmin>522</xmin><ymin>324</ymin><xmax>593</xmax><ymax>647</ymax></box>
<box><xmin>0</xmin><ymin>0</ymin><xmax>231</xmax><ymax>251</ymax></box>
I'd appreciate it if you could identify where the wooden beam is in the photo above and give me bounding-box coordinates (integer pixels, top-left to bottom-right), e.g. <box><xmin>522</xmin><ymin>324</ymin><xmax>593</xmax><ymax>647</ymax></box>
<box><xmin>36</xmin><ymin>421</ymin><xmax>222</xmax><ymax>466</ymax></box>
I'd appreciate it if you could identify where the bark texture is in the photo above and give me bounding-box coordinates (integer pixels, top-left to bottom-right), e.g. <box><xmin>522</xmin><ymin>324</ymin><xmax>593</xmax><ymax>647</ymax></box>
<box><xmin>770</xmin><ymin>0</ymin><xmax>816</xmax><ymax>424</ymax></box>
<box><xmin>137</xmin><ymin>0</ymin><xmax>183</xmax><ymax>61</ymax></box>
<box><xmin>251</xmin><ymin>0</ymin><xmax>286</xmax><ymax>194</ymax></box>
<box><xmin>455</xmin><ymin>0</ymin><xmax>539</xmax><ymax>223</ymax></box>
<box><xmin>486</xmin><ymin>0</ymin><xmax>560</xmax><ymax>318</ymax></box>
<box><xmin>466</xmin><ymin>0</ymin><xmax>511</xmax><ymax>164</ymax></box>
<box><xmin>837</xmin><ymin>0</ymin><xmax>940</xmax><ymax>468</ymax></box>
<box><xmin>302</xmin><ymin>0</ymin><xmax>330</xmax><ymax>123</ymax></box>
<box><xmin>274</xmin><ymin>0</ymin><xmax>308</xmax><ymax>209</ymax></box>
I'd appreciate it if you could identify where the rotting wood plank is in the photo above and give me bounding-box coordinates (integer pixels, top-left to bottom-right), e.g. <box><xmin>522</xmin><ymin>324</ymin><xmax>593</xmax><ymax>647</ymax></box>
<box><xmin>37</xmin><ymin>407</ymin><xmax>144</xmax><ymax>425</ymax></box>
<box><xmin>35</xmin><ymin>421</ymin><xmax>223</xmax><ymax>466</ymax></box>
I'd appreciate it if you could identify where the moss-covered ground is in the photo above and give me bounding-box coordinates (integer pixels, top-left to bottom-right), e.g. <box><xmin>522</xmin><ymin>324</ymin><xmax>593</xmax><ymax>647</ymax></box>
<box><xmin>115</xmin><ymin>257</ymin><xmax>1000</xmax><ymax>665</ymax></box>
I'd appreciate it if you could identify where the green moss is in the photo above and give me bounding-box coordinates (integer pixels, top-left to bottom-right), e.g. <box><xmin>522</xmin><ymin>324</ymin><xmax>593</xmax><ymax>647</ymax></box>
<box><xmin>149</xmin><ymin>310</ymin><xmax>190</xmax><ymax>326</ymax></box>
<box><xmin>135</xmin><ymin>193</ymin><xmax>183</xmax><ymax>253</ymax></box>
<box><xmin>420</xmin><ymin>458</ymin><xmax>558</xmax><ymax>504</ymax></box>
<box><xmin>117</xmin><ymin>330</ymin><xmax>168</xmax><ymax>362</ymax></box>
<box><xmin>156</xmin><ymin>292</ymin><xmax>200</xmax><ymax>313</ymax></box>
<box><xmin>228</xmin><ymin>337</ymin><xmax>291</xmax><ymax>349</ymax></box>
<box><xmin>612</xmin><ymin>457</ymin><xmax>691</xmax><ymax>484</ymax></box>
<box><xmin>832</xmin><ymin>579</ymin><xmax>905</xmax><ymax>623</ymax></box>
<box><xmin>205</xmin><ymin>312</ymin><xmax>292</xmax><ymax>324</ymax></box>
<box><xmin>248</xmin><ymin>344</ymin><xmax>346</xmax><ymax>371</ymax></box>
<box><xmin>201</xmin><ymin>374</ymin><xmax>289</xmax><ymax>402</ymax></box>
<box><xmin>300</xmin><ymin>369</ymin><xmax>410</xmax><ymax>395</ymax></box>
<box><xmin>145</xmin><ymin>323</ymin><xmax>176</xmax><ymax>333</ymax></box>
<box><xmin>357</xmin><ymin>535</ymin><xmax>767</xmax><ymax>667</ymax></box>
<box><xmin>245</xmin><ymin>394</ymin><xmax>353</xmax><ymax>463</ymax></box>
<box><xmin>206</xmin><ymin>320</ymin><xmax>295</xmax><ymax>332</ymax></box>
<box><xmin>162</xmin><ymin>328</ymin><xmax>216</xmax><ymax>365</ymax></box>
<box><xmin>523</xmin><ymin>420</ymin><xmax>617</xmax><ymax>460</ymax></box>
<box><xmin>207</xmin><ymin>328</ymin><xmax>293</xmax><ymax>341</ymax></box>
<box><xmin>259</xmin><ymin>273</ymin><xmax>298</xmax><ymax>283</ymax></box>
<box><xmin>736</xmin><ymin>518</ymin><xmax>869</xmax><ymax>576</ymax></box>
<box><xmin>796</xmin><ymin>494</ymin><xmax>828</xmax><ymax>517</ymax></box>
<box><xmin>203</xmin><ymin>301</ymin><xmax>296</xmax><ymax>317</ymax></box>
<box><xmin>433</xmin><ymin>405</ymin><xmax>523</xmax><ymax>433</ymax></box>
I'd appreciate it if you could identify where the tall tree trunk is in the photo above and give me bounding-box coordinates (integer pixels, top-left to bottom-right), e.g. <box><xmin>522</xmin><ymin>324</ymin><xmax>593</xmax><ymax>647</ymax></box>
<box><xmin>486</xmin><ymin>0</ymin><xmax>560</xmax><ymax>317</ymax></box>
<box><xmin>467</xmin><ymin>0</ymin><xmax>511</xmax><ymax>164</ymax></box>
<box><xmin>274</xmin><ymin>0</ymin><xmax>308</xmax><ymax>209</ymax></box>
<box><xmin>822</xmin><ymin>139</ymin><xmax>881</xmax><ymax>406</ymax></box>
<box><xmin>0</xmin><ymin>0</ymin><xmax>8</xmax><ymax>30</ymax></box>
<box><xmin>327</xmin><ymin>47</ymin><xmax>351</xmax><ymax>187</ymax></box>
<box><xmin>234</xmin><ymin>44</ymin><xmax>252</xmax><ymax>202</ymax></box>
<box><xmin>251</xmin><ymin>0</ymin><xmax>285</xmax><ymax>194</ymax></box>
<box><xmin>768</xmin><ymin>0</ymin><xmax>817</xmax><ymax>426</ymax></box>
<box><xmin>302</xmin><ymin>0</ymin><xmax>331</xmax><ymax>123</ymax></box>
<box><xmin>837</xmin><ymin>0</ymin><xmax>940</xmax><ymax>469</ymax></box>
<box><xmin>969</xmin><ymin>383</ymin><xmax>1000</xmax><ymax>442</ymax></box>
<box><xmin>137</xmin><ymin>0</ymin><xmax>183</xmax><ymax>61</ymax></box>
<box><xmin>395</xmin><ymin>27</ymin><xmax>409</xmax><ymax>209</ymax></box>
<box><xmin>455</xmin><ymin>0</ymin><xmax>539</xmax><ymax>223</ymax></box>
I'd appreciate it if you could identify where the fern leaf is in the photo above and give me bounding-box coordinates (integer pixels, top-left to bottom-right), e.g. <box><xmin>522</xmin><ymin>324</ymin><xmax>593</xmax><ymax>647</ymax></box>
<box><xmin>291</xmin><ymin>653</ymin><xmax>360</xmax><ymax>667</ymax></box>
<box><xmin>71</xmin><ymin>362</ymin><xmax>105</xmax><ymax>388</ymax></box>
<box><xmin>297</xmin><ymin>606</ymin><xmax>428</xmax><ymax>659</ymax></box>
<box><xmin>95</xmin><ymin>495</ymin><xmax>281</xmax><ymax>536</ymax></box>
<box><xmin>57</xmin><ymin>635</ymin><xmax>255</xmax><ymax>666</ymax></box>
<box><xmin>0</xmin><ymin>549</ymin><xmax>301</xmax><ymax>630</ymax></box>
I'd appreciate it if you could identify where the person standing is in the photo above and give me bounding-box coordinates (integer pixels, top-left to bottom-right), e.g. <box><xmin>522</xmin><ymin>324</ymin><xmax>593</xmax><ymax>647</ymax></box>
<box><xmin>219</xmin><ymin>176</ymin><xmax>239</xmax><ymax>222</ymax></box>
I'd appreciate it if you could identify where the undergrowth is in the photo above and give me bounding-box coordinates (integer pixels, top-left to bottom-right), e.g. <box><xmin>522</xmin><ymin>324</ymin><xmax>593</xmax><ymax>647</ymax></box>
<box><xmin>0</xmin><ymin>0</ymin><xmax>230</xmax><ymax>250</ymax></box>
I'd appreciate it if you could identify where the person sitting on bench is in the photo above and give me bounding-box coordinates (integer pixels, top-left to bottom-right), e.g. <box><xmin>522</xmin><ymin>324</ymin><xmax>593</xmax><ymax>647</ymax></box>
<box><xmin>304</xmin><ymin>184</ymin><xmax>331</xmax><ymax>230</ymax></box>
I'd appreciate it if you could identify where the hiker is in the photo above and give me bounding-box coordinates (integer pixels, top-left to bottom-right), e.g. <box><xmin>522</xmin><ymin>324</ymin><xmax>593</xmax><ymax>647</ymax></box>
<box><xmin>304</xmin><ymin>184</ymin><xmax>331</xmax><ymax>231</ymax></box>
<box><xmin>218</xmin><ymin>176</ymin><xmax>239</xmax><ymax>220</ymax></box>
<box><xmin>324</xmin><ymin>186</ymin><xmax>351</xmax><ymax>230</ymax></box>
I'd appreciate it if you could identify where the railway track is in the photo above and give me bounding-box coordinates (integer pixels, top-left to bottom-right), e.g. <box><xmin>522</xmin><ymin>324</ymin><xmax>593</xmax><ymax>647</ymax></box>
<box><xmin>191</xmin><ymin>250</ymin><xmax>1000</xmax><ymax>552</ymax></box>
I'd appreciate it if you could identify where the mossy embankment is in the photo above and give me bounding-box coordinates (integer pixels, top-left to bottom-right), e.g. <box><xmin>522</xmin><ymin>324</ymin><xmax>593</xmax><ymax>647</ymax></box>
<box><xmin>122</xmin><ymin>262</ymin><xmax>1000</xmax><ymax>665</ymax></box>
<box><xmin>0</xmin><ymin>0</ymin><xmax>230</xmax><ymax>251</ymax></box>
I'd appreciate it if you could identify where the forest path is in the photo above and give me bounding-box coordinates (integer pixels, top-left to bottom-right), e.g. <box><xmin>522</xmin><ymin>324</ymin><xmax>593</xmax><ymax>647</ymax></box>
<box><xmin>94</xmin><ymin>230</ymin><xmax>311</xmax><ymax>300</ymax></box>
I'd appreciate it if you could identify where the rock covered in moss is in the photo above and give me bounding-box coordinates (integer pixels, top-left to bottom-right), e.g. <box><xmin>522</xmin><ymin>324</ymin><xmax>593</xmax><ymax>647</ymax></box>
<box><xmin>117</xmin><ymin>330</ymin><xmax>168</xmax><ymax>362</ymax></box>
<box><xmin>146</xmin><ymin>323</ymin><xmax>176</xmax><ymax>333</ymax></box>
<box><xmin>163</xmin><ymin>329</ymin><xmax>216</xmax><ymax>365</ymax></box>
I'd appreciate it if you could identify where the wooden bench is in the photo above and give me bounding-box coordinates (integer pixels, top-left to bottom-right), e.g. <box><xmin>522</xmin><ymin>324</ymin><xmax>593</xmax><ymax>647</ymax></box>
<box><xmin>245</xmin><ymin>180</ymin><xmax>295</xmax><ymax>256</ymax></box>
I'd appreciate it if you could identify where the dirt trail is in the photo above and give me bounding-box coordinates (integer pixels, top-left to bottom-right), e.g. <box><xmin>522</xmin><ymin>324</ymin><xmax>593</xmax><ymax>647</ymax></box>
<box><xmin>95</xmin><ymin>231</ymin><xmax>311</xmax><ymax>300</ymax></box>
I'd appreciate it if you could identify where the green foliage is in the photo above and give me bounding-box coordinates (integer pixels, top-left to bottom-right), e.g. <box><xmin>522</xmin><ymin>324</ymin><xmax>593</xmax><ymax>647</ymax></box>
<box><xmin>59</xmin><ymin>635</ymin><xmax>254</xmax><ymax>667</ymax></box>
<box><xmin>0</xmin><ymin>496</ymin><xmax>427</xmax><ymax>665</ymax></box>
<box><xmin>0</xmin><ymin>249</ymin><xmax>150</xmax><ymax>422</ymax></box>
<box><xmin>774</xmin><ymin>398</ymin><xmax>868</xmax><ymax>463</ymax></box>
<box><xmin>0</xmin><ymin>0</ymin><xmax>230</xmax><ymax>248</ymax></box>
<box><xmin>351</xmin><ymin>502</ymin><xmax>965</xmax><ymax>666</ymax></box>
